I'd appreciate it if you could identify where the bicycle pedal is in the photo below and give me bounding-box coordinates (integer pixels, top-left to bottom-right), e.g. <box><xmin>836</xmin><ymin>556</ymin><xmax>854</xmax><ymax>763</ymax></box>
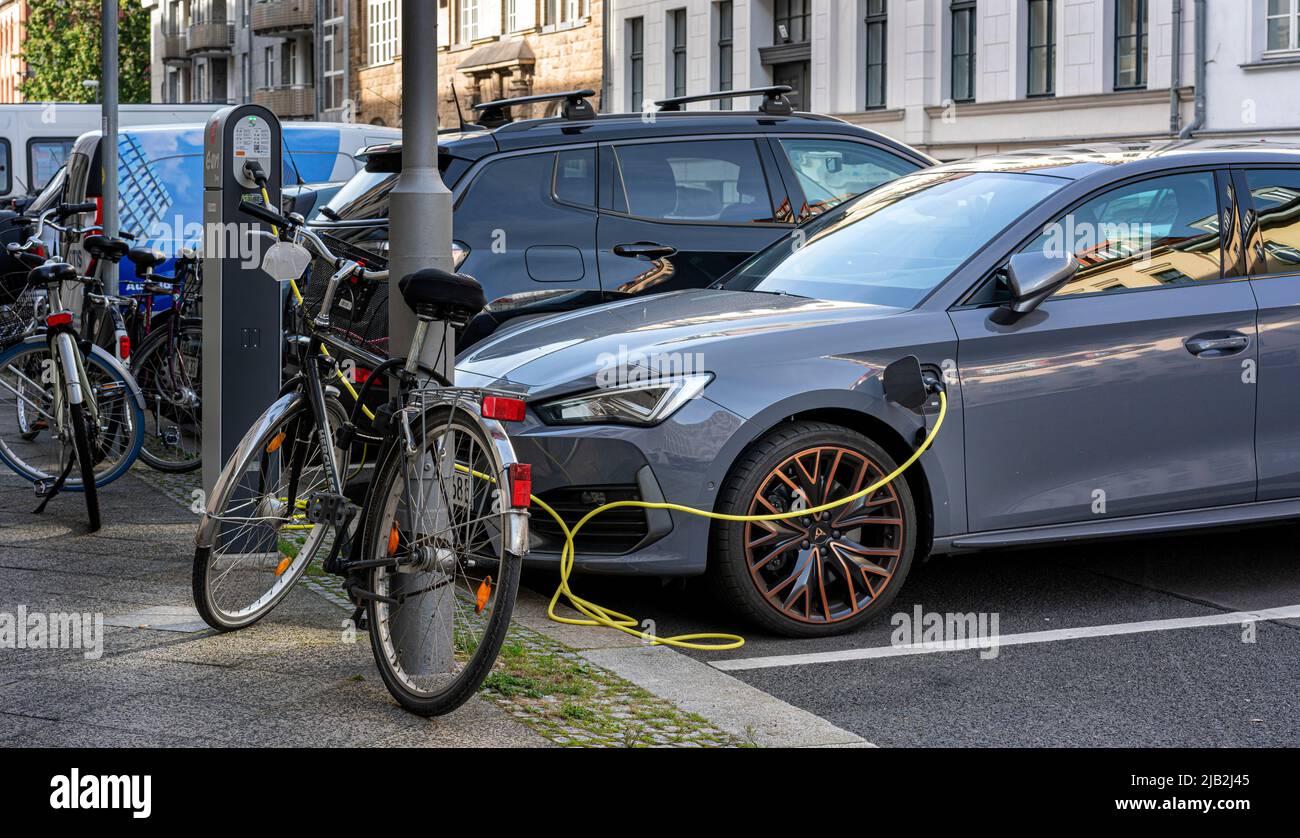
<box><xmin>305</xmin><ymin>492</ymin><xmax>359</xmax><ymax>528</ymax></box>
<box><xmin>33</xmin><ymin>480</ymin><xmax>50</xmax><ymax>498</ymax></box>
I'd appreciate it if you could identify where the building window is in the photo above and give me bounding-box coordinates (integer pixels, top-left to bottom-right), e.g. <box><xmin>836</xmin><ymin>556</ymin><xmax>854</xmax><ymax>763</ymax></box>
<box><xmin>865</xmin><ymin>0</ymin><xmax>887</xmax><ymax>109</ymax></box>
<box><xmin>774</xmin><ymin>0</ymin><xmax>809</xmax><ymax>43</ymax></box>
<box><xmin>544</xmin><ymin>0</ymin><xmax>585</xmax><ymax>26</ymax></box>
<box><xmin>323</xmin><ymin>4</ymin><xmax>345</xmax><ymax>111</ymax></box>
<box><xmin>670</xmin><ymin>8</ymin><xmax>687</xmax><ymax>98</ymax></box>
<box><xmin>951</xmin><ymin>0</ymin><xmax>976</xmax><ymax>103</ymax></box>
<box><xmin>1027</xmin><ymin>0</ymin><xmax>1054</xmax><ymax>96</ymax></box>
<box><xmin>505</xmin><ymin>0</ymin><xmax>518</xmax><ymax>32</ymax></box>
<box><xmin>718</xmin><ymin>1</ymin><xmax>733</xmax><ymax>109</ymax></box>
<box><xmin>628</xmin><ymin>16</ymin><xmax>644</xmax><ymax>111</ymax></box>
<box><xmin>263</xmin><ymin>46</ymin><xmax>273</xmax><ymax>89</ymax></box>
<box><xmin>1114</xmin><ymin>0</ymin><xmax>1147</xmax><ymax>89</ymax></box>
<box><xmin>459</xmin><ymin>0</ymin><xmax>480</xmax><ymax>43</ymax></box>
<box><xmin>367</xmin><ymin>0</ymin><xmax>397</xmax><ymax>66</ymax></box>
<box><xmin>1267</xmin><ymin>0</ymin><xmax>1300</xmax><ymax>52</ymax></box>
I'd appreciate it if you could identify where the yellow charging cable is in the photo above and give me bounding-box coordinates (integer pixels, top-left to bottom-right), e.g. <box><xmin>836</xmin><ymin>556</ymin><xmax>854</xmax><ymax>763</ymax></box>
<box><xmin>535</xmin><ymin>390</ymin><xmax>948</xmax><ymax>651</ymax></box>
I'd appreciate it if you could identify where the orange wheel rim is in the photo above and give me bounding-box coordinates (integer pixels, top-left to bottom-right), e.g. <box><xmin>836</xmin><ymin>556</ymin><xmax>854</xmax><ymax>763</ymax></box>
<box><xmin>742</xmin><ymin>445</ymin><xmax>905</xmax><ymax>625</ymax></box>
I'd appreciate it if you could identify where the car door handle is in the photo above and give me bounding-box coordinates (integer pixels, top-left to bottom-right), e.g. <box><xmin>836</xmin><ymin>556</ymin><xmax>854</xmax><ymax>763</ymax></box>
<box><xmin>613</xmin><ymin>241</ymin><xmax>677</xmax><ymax>260</ymax></box>
<box><xmin>1185</xmin><ymin>332</ymin><xmax>1250</xmax><ymax>357</ymax></box>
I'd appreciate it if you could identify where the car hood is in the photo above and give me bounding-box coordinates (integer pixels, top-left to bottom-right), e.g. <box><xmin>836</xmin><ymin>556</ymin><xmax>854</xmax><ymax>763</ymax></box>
<box><xmin>455</xmin><ymin>289</ymin><xmax>907</xmax><ymax>393</ymax></box>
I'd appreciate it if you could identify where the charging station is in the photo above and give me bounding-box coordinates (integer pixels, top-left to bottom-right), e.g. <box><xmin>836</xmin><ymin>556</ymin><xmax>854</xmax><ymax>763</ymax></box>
<box><xmin>201</xmin><ymin>104</ymin><xmax>283</xmax><ymax>494</ymax></box>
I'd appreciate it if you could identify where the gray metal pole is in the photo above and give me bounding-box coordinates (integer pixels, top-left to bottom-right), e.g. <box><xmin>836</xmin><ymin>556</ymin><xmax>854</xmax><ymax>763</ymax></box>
<box><xmin>388</xmin><ymin>0</ymin><xmax>455</xmax><ymax>674</ymax></box>
<box><xmin>101</xmin><ymin>0</ymin><xmax>120</xmax><ymax>295</ymax></box>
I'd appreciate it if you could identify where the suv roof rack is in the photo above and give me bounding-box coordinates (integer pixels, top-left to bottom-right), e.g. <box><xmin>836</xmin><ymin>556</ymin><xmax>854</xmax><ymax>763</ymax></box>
<box><xmin>655</xmin><ymin>85</ymin><xmax>795</xmax><ymax>115</ymax></box>
<box><xmin>473</xmin><ymin>89</ymin><xmax>597</xmax><ymax>128</ymax></box>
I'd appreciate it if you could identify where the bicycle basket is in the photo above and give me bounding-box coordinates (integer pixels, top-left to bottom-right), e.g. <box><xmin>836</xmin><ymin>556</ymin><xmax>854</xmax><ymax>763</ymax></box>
<box><xmin>0</xmin><ymin>284</ymin><xmax>40</xmax><ymax>346</ymax></box>
<box><xmin>300</xmin><ymin>234</ymin><xmax>391</xmax><ymax>360</ymax></box>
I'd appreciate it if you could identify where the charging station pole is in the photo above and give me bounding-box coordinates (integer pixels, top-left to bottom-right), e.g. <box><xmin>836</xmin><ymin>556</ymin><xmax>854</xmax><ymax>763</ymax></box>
<box><xmin>388</xmin><ymin>1</ymin><xmax>455</xmax><ymax>673</ymax></box>
<box><xmin>201</xmin><ymin>104</ymin><xmax>283</xmax><ymax>495</ymax></box>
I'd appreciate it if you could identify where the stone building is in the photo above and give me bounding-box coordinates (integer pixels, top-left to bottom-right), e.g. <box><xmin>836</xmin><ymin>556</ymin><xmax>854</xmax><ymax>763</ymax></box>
<box><xmin>605</xmin><ymin>1</ymin><xmax>1300</xmax><ymax>161</ymax></box>
<box><xmin>0</xmin><ymin>0</ymin><xmax>26</xmax><ymax>103</ymax></box>
<box><xmin>351</xmin><ymin>0</ymin><xmax>605</xmax><ymax>128</ymax></box>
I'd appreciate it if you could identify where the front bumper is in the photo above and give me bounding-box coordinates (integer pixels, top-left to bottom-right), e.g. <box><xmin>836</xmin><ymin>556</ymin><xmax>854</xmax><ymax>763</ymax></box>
<box><xmin>509</xmin><ymin>394</ymin><xmax>746</xmax><ymax>576</ymax></box>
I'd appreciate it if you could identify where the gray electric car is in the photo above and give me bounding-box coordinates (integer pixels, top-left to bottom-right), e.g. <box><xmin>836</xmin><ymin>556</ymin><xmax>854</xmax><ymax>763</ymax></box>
<box><xmin>456</xmin><ymin>140</ymin><xmax>1300</xmax><ymax>637</ymax></box>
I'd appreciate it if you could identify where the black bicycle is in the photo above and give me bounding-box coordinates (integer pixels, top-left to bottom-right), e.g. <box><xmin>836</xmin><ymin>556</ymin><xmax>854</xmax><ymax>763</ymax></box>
<box><xmin>192</xmin><ymin>200</ymin><xmax>531</xmax><ymax>715</ymax></box>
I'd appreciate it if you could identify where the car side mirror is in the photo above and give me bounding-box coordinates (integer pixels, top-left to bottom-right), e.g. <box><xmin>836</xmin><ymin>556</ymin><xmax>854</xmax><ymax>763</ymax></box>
<box><xmin>991</xmin><ymin>251</ymin><xmax>1078</xmax><ymax>324</ymax></box>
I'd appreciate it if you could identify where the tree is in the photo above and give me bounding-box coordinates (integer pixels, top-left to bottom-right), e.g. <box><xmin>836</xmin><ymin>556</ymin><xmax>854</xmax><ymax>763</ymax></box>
<box><xmin>19</xmin><ymin>0</ymin><xmax>152</xmax><ymax>103</ymax></box>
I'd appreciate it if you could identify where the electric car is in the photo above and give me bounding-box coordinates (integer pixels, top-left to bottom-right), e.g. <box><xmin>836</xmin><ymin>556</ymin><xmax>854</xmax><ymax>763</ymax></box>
<box><xmin>456</xmin><ymin>140</ymin><xmax>1300</xmax><ymax>637</ymax></box>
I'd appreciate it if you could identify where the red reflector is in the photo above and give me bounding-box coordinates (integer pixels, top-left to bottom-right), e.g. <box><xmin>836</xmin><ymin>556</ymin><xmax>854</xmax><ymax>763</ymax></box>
<box><xmin>481</xmin><ymin>396</ymin><xmax>526</xmax><ymax>422</ymax></box>
<box><xmin>509</xmin><ymin>463</ymin><xmax>532</xmax><ymax>508</ymax></box>
<box><xmin>118</xmin><ymin>334</ymin><xmax>131</xmax><ymax>359</ymax></box>
<box><xmin>354</xmin><ymin>367</ymin><xmax>372</xmax><ymax>384</ymax></box>
<box><xmin>46</xmin><ymin>312</ymin><xmax>73</xmax><ymax>327</ymax></box>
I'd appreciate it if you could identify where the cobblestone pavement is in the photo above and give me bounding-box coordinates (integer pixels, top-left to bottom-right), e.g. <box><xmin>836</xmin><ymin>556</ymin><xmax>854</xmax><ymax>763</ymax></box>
<box><xmin>2</xmin><ymin>464</ymin><xmax>741</xmax><ymax>747</ymax></box>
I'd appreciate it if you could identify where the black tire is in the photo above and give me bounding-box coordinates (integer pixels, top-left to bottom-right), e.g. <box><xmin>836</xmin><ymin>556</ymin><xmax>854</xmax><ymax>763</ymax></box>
<box><xmin>709</xmin><ymin>421</ymin><xmax>918</xmax><ymax>638</ymax></box>
<box><xmin>133</xmin><ymin>323</ymin><xmax>202</xmax><ymax>473</ymax></box>
<box><xmin>68</xmin><ymin>402</ymin><xmax>100</xmax><ymax>531</ymax></box>
<box><xmin>361</xmin><ymin>404</ymin><xmax>521</xmax><ymax>716</ymax></box>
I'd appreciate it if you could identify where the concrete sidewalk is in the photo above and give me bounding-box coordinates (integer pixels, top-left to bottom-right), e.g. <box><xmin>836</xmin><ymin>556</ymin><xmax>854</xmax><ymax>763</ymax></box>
<box><xmin>0</xmin><ymin>469</ymin><xmax>549</xmax><ymax>747</ymax></box>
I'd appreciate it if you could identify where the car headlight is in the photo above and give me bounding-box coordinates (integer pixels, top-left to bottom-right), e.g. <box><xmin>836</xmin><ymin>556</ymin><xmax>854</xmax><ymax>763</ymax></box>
<box><xmin>534</xmin><ymin>373</ymin><xmax>713</xmax><ymax>426</ymax></box>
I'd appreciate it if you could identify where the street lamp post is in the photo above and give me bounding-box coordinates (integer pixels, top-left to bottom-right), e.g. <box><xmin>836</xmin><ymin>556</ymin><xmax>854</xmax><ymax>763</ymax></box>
<box><xmin>387</xmin><ymin>0</ymin><xmax>456</xmax><ymax>674</ymax></box>
<box><xmin>100</xmin><ymin>0</ymin><xmax>119</xmax><ymax>296</ymax></box>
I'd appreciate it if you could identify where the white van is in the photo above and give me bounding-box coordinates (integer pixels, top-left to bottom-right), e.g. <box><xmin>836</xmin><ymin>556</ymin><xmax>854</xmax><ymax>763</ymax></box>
<box><xmin>0</xmin><ymin>103</ymin><xmax>226</xmax><ymax>200</ymax></box>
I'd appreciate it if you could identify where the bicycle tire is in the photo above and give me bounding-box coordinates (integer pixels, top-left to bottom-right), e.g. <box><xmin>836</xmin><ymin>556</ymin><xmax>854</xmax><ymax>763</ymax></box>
<box><xmin>361</xmin><ymin>402</ymin><xmax>522</xmax><ymax>716</ymax></box>
<box><xmin>132</xmin><ymin>321</ymin><xmax>202</xmax><ymax>473</ymax></box>
<box><xmin>68</xmin><ymin>401</ymin><xmax>101</xmax><ymax>531</ymax></box>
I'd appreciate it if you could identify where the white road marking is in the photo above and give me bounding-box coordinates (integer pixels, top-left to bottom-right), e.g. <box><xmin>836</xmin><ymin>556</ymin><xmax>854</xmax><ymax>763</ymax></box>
<box><xmin>711</xmin><ymin>604</ymin><xmax>1300</xmax><ymax>672</ymax></box>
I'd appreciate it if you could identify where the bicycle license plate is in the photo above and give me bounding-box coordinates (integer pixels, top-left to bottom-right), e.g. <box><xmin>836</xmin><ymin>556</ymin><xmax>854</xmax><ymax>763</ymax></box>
<box><xmin>449</xmin><ymin>469</ymin><xmax>473</xmax><ymax>510</ymax></box>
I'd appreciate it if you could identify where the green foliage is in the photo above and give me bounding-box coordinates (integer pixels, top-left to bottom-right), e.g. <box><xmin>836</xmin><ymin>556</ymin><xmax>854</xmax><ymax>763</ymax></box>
<box><xmin>19</xmin><ymin>0</ymin><xmax>152</xmax><ymax>103</ymax></box>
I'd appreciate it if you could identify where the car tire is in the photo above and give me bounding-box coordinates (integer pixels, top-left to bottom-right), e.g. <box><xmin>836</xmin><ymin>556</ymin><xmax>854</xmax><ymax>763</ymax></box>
<box><xmin>709</xmin><ymin>421</ymin><xmax>918</xmax><ymax>638</ymax></box>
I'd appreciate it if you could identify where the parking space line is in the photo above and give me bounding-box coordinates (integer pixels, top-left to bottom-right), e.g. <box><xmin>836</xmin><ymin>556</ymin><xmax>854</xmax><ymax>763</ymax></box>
<box><xmin>711</xmin><ymin>604</ymin><xmax>1300</xmax><ymax>672</ymax></box>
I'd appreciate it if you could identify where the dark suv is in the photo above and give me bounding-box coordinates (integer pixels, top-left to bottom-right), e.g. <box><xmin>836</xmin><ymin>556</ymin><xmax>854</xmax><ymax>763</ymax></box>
<box><xmin>308</xmin><ymin>87</ymin><xmax>933</xmax><ymax>357</ymax></box>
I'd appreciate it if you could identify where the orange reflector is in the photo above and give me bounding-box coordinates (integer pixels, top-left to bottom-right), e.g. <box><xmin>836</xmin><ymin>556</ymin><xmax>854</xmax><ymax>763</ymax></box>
<box><xmin>475</xmin><ymin>576</ymin><xmax>493</xmax><ymax>614</ymax></box>
<box><xmin>387</xmin><ymin>522</ymin><xmax>400</xmax><ymax>556</ymax></box>
<box><xmin>274</xmin><ymin>556</ymin><xmax>293</xmax><ymax>577</ymax></box>
<box><xmin>265</xmin><ymin>430</ymin><xmax>286</xmax><ymax>453</ymax></box>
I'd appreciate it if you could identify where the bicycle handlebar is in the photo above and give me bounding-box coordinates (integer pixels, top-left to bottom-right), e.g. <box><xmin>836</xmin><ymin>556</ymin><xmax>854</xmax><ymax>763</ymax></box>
<box><xmin>55</xmin><ymin>201</ymin><xmax>98</xmax><ymax>220</ymax></box>
<box><xmin>237</xmin><ymin>199</ymin><xmax>291</xmax><ymax>230</ymax></box>
<box><xmin>237</xmin><ymin>199</ymin><xmax>387</xmax><ymax>282</ymax></box>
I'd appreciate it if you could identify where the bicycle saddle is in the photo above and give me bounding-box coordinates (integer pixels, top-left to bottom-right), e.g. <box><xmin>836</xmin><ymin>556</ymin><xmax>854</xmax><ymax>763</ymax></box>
<box><xmin>127</xmin><ymin>247</ymin><xmax>166</xmax><ymax>271</ymax></box>
<box><xmin>29</xmin><ymin>262</ymin><xmax>78</xmax><ymax>286</ymax></box>
<box><xmin>398</xmin><ymin>267</ymin><xmax>485</xmax><ymax>326</ymax></box>
<box><xmin>82</xmin><ymin>235</ymin><xmax>131</xmax><ymax>263</ymax></box>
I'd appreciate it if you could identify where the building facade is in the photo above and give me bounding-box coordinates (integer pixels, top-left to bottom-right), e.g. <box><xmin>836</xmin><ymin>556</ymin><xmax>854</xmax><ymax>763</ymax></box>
<box><xmin>0</xmin><ymin>0</ymin><xmax>27</xmax><ymax>103</ymax></box>
<box><xmin>352</xmin><ymin>0</ymin><xmax>605</xmax><ymax>128</ymax></box>
<box><xmin>143</xmin><ymin>0</ymin><xmax>352</xmax><ymax>121</ymax></box>
<box><xmin>606</xmin><ymin>1</ymin><xmax>1300</xmax><ymax>160</ymax></box>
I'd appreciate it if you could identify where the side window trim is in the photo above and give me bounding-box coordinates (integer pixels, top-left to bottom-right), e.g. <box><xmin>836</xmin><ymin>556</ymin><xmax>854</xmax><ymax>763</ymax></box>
<box><xmin>551</xmin><ymin>147</ymin><xmax>599</xmax><ymax>211</ymax></box>
<box><xmin>954</xmin><ymin>166</ymin><xmax>1235</xmax><ymax>308</ymax></box>
<box><xmin>600</xmin><ymin>136</ymin><xmax>786</xmax><ymax>228</ymax></box>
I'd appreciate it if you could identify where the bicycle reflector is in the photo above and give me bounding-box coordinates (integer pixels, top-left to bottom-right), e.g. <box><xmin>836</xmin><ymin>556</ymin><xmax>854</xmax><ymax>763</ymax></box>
<box><xmin>508</xmin><ymin>463</ymin><xmax>532</xmax><ymax>508</ymax></box>
<box><xmin>118</xmin><ymin>334</ymin><xmax>131</xmax><ymax>359</ymax></box>
<box><xmin>46</xmin><ymin>312</ymin><xmax>73</xmax><ymax>328</ymax></box>
<box><xmin>481</xmin><ymin>395</ymin><xmax>526</xmax><ymax>422</ymax></box>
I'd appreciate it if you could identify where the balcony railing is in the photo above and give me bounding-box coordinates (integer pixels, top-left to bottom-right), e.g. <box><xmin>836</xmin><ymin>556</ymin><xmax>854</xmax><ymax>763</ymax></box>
<box><xmin>251</xmin><ymin>0</ymin><xmax>315</xmax><ymax>36</ymax></box>
<box><xmin>186</xmin><ymin>20</ymin><xmax>234</xmax><ymax>54</ymax></box>
<box><xmin>254</xmin><ymin>85</ymin><xmax>316</xmax><ymax>119</ymax></box>
<box><xmin>161</xmin><ymin>28</ymin><xmax>187</xmax><ymax>62</ymax></box>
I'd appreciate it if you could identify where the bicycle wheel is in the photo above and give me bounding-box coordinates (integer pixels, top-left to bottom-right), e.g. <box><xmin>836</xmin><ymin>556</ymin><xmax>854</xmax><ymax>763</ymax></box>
<box><xmin>0</xmin><ymin>341</ymin><xmax>143</xmax><ymax>489</ymax></box>
<box><xmin>362</xmin><ymin>402</ymin><xmax>523</xmax><ymax>716</ymax></box>
<box><xmin>67</xmin><ymin>401</ymin><xmax>100</xmax><ymax>530</ymax></box>
<box><xmin>132</xmin><ymin>321</ymin><xmax>202</xmax><ymax>473</ymax></box>
<box><xmin>192</xmin><ymin>395</ymin><xmax>349</xmax><ymax>631</ymax></box>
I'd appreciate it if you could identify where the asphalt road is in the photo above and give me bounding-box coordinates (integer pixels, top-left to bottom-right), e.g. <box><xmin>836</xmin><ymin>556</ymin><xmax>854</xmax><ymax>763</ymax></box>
<box><xmin>525</xmin><ymin>521</ymin><xmax>1300</xmax><ymax>746</ymax></box>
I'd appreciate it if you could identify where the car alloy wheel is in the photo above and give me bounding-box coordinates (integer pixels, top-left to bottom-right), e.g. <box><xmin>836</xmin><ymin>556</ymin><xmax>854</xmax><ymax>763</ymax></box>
<box><xmin>710</xmin><ymin>422</ymin><xmax>917</xmax><ymax>637</ymax></box>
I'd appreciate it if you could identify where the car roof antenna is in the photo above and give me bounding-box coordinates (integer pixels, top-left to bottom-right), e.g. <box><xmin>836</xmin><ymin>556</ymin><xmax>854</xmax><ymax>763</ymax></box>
<box><xmin>451</xmin><ymin>81</ymin><xmax>469</xmax><ymax>132</ymax></box>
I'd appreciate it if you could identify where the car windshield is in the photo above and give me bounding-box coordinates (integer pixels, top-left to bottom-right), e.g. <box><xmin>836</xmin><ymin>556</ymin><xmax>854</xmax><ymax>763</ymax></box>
<box><xmin>318</xmin><ymin>168</ymin><xmax>393</xmax><ymax>221</ymax></box>
<box><xmin>720</xmin><ymin>170</ymin><xmax>1068</xmax><ymax>307</ymax></box>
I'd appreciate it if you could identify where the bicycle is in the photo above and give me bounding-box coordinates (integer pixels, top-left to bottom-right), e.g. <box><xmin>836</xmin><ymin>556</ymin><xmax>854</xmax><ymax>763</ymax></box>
<box><xmin>192</xmin><ymin>198</ymin><xmax>531</xmax><ymax>716</ymax></box>
<box><xmin>0</xmin><ymin>203</ymin><xmax>146</xmax><ymax>530</ymax></box>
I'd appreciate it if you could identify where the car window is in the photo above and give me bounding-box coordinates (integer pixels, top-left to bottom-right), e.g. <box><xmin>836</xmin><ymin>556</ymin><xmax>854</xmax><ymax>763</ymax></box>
<box><xmin>1243</xmin><ymin>168</ymin><xmax>1300</xmax><ymax>276</ymax></box>
<box><xmin>554</xmin><ymin>148</ymin><xmax>596</xmax><ymax>207</ymax></box>
<box><xmin>0</xmin><ymin>139</ymin><xmax>10</xmax><ymax>194</ymax></box>
<box><xmin>459</xmin><ymin>152</ymin><xmax>555</xmax><ymax>218</ymax></box>
<box><xmin>29</xmin><ymin>138</ymin><xmax>76</xmax><ymax>192</ymax></box>
<box><xmin>1021</xmin><ymin>171</ymin><xmax>1222</xmax><ymax>297</ymax></box>
<box><xmin>118</xmin><ymin>153</ymin><xmax>203</xmax><ymax>254</ymax></box>
<box><xmin>779</xmin><ymin>138</ymin><xmax>919</xmax><ymax>215</ymax></box>
<box><xmin>722</xmin><ymin>169</ymin><xmax>1066</xmax><ymax>307</ymax></box>
<box><xmin>28</xmin><ymin>165</ymin><xmax>65</xmax><ymax>214</ymax></box>
<box><xmin>613</xmin><ymin>139</ymin><xmax>775</xmax><ymax>224</ymax></box>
